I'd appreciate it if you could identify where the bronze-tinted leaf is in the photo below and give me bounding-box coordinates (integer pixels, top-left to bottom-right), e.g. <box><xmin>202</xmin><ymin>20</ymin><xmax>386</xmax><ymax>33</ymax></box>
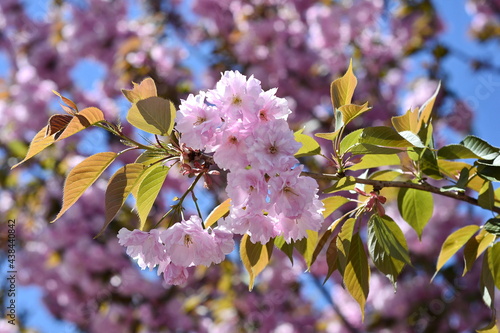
<box><xmin>46</xmin><ymin>114</ymin><xmax>73</xmax><ymax>137</ymax></box>
<box><xmin>11</xmin><ymin>126</ymin><xmax>55</xmax><ymax>169</ymax></box>
<box><xmin>121</xmin><ymin>77</ymin><xmax>157</xmax><ymax>103</ymax></box>
<box><xmin>55</xmin><ymin>107</ymin><xmax>105</xmax><ymax>142</ymax></box>
<box><xmin>52</xmin><ymin>152</ymin><xmax>117</xmax><ymax>223</ymax></box>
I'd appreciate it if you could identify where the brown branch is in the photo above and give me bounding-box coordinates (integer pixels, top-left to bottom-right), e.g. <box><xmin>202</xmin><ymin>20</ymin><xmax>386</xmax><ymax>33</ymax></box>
<box><xmin>301</xmin><ymin>172</ymin><xmax>500</xmax><ymax>215</ymax></box>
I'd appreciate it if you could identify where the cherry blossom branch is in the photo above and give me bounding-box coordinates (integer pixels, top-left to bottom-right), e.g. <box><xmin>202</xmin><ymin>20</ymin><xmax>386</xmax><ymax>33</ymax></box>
<box><xmin>301</xmin><ymin>172</ymin><xmax>500</xmax><ymax>215</ymax></box>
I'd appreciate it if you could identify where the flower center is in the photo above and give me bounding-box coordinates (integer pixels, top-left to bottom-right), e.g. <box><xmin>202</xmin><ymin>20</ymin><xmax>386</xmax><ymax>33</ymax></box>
<box><xmin>232</xmin><ymin>95</ymin><xmax>242</xmax><ymax>106</ymax></box>
<box><xmin>269</xmin><ymin>144</ymin><xmax>278</xmax><ymax>154</ymax></box>
<box><xmin>184</xmin><ymin>234</ymin><xmax>193</xmax><ymax>247</ymax></box>
<box><xmin>194</xmin><ymin>116</ymin><xmax>206</xmax><ymax>126</ymax></box>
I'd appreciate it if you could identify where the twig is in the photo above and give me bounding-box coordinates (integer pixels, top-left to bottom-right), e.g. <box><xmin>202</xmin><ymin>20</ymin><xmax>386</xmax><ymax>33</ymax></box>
<box><xmin>301</xmin><ymin>172</ymin><xmax>500</xmax><ymax>215</ymax></box>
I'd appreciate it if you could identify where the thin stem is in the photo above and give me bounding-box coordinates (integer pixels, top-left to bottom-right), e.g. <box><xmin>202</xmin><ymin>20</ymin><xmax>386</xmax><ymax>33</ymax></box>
<box><xmin>301</xmin><ymin>171</ymin><xmax>500</xmax><ymax>215</ymax></box>
<box><xmin>154</xmin><ymin>172</ymin><xmax>205</xmax><ymax>228</ymax></box>
<box><xmin>191</xmin><ymin>191</ymin><xmax>204</xmax><ymax>227</ymax></box>
<box><xmin>95</xmin><ymin>122</ymin><xmax>153</xmax><ymax>151</ymax></box>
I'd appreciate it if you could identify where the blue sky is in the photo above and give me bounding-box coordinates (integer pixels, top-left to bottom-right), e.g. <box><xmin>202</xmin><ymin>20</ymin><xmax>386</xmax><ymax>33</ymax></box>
<box><xmin>3</xmin><ymin>0</ymin><xmax>500</xmax><ymax>332</ymax></box>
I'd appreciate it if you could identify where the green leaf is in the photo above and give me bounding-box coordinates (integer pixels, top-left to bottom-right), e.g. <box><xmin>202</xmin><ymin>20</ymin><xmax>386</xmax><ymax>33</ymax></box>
<box><xmin>369</xmin><ymin>215</ymin><xmax>411</xmax><ymax>264</ymax></box>
<box><xmin>348</xmin><ymin>154</ymin><xmax>401</xmax><ymax>171</ymax></box>
<box><xmin>121</xmin><ymin>77</ymin><xmax>157</xmax><ymax>103</ymax></box>
<box><xmin>338</xmin><ymin>102</ymin><xmax>371</xmax><ymax>126</ymax></box>
<box><xmin>310</xmin><ymin>230</ymin><xmax>333</xmax><ymax>268</ymax></box>
<box><xmin>461</xmin><ymin>135</ymin><xmax>500</xmax><ymax>160</ymax></box>
<box><xmin>418</xmin><ymin>148</ymin><xmax>442</xmax><ymax>179</ymax></box>
<box><xmin>322</xmin><ymin>196</ymin><xmax>350</xmax><ymax>219</ymax></box>
<box><xmin>434</xmin><ymin>225</ymin><xmax>480</xmax><ymax>279</ymax></box>
<box><xmin>127</xmin><ymin>96</ymin><xmax>176</xmax><ymax>136</ymax></box>
<box><xmin>52</xmin><ymin>152</ymin><xmax>117</xmax><ymax>222</ymax></box>
<box><xmin>463</xmin><ymin>229</ymin><xmax>496</xmax><ymax>276</ymax></box>
<box><xmin>479</xmin><ymin>181</ymin><xmax>495</xmax><ymax>211</ymax></box>
<box><xmin>398</xmin><ymin>130</ymin><xmax>425</xmax><ymax>148</ymax></box>
<box><xmin>368</xmin><ymin>169</ymin><xmax>404</xmax><ymax>181</ymax></box>
<box><xmin>348</xmin><ymin>143</ymin><xmax>404</xmax><ymax>155</ymax></box>
<box><xmin>331</xmin><ymin>59</ymin><xmax>357</xmax><ymax>110</ymax></box>
<box><xmin>339</xmin><ymin>129</ymin><xmax>363</xmax><ymax>154</ymax></box>
<box><xmin>397</xmin><ymin>186</ymin><xmax>434</xmax><ymax>239</ymax></box>
<box><xmin>476</xmin><ymin>320</ymin><xmax>499</xmax><ymax>333</ymax></box>
<box><xmin>204</xmin><ymin>198</ymin><xmax>231</xmax><ymax>228</ymax></box>
<box><xmin>136</xmin><ymin>164</ymin><xmax>170</xmax><ymax>229</ymax></box>
<box><xmin>488</xmin><ymin>242</ymin><xmax>500</xmax><ymax>290</ymax></box>
<box><xmin>344</xmin><ymin>233</ymin><xmax>370</xmax><ymax>321</ymax></box>
<box><xmin>315</xmin><ymin>130</ymin><xmax>340</xmax><ymax>142</ymax></box>
<box><xmin>135</xmin><ymin>150</ymin><xmax>168</xmax><ymax>166</ymax></box>
<box><xmin>336</xmin><ymin>218</ymin><xmax>356</xmax><ymax>275</ymax></box>
<box><xmin>294</xmin><ymin>128</ymin><xmax>321</xmax><ymax>157</ymax></box>
<box><xmin>368</xmin><ymin>215</ymin><xmax>409</xmax><ymax>287</ymax></box>
<box><xmin>274</xmin><ymin>236</ymin><xmax>294</xmax><ymax>263</ymax></box>
<box><xmin>98</xmin><ymin>163</ymin><xmax>148</xmax><ymax>237</ymax></box>
<box><xmin>484</xmin><ymin>218</ymin><xmax>500</xmax><ymax>236</ymax></box>
<box><xmin>293</xmin><ymin>230</ymin><xmax>319</xmax><ymax>269</ymax></box>
<box><xmin>477</xmin><ymin>164</ymin><xmax>500</xmax><ymax>182</ymax></box>
<box><xmin>323</xmin><ymin>236</ymin><xmax>339</xmax><ymax>283</ymax></box>
<box><xmin>481</xmin><ymin>248</ymin><xmax>496</xmax><ymax>309</ymax></box>
<box><xmin>240</xmin><ymin>235</ymin><xmax>274</xmax><ymax>290</ymax></box>
<box><xmin>359</xmin><ymin>126</ymin><xmax>414</xmax><ymax>148</ymax></box>
<box><xmin>438</xmin><ymin>144</ymin><xmax>484</xmax><ymax>160</ymax></box>
<box><xmin>323</xmin><ymin>176</ymin><xmax>356</xmax><ymax>193</ymax></box>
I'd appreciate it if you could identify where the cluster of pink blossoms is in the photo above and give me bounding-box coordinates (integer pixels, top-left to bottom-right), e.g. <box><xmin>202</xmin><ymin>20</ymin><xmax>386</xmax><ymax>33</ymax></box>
<box><xmin>118</xmin><ymin>216</ymin><xmax>233</xmax><ymax>285</ymax></box>
<box><xmin>177</xmin><ymin>71</ymin><xmax>325</xmax><ymax>243</ymax></box>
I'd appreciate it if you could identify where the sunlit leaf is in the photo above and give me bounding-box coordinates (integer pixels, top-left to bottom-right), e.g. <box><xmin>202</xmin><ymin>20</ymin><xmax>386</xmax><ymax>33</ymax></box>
<box><xmin>240</xmin><ymin>235</ymin><xmax>274</xmax><ymax>291</ymax></box>
<box><xmin>438</xmin><ymin>144</ymin><xmax>482</xmax><ymax>160</ymax></box>
<box><xmin>339</xmin><ymin>102</ymin><xmax>370</xmax><ymax>126</ymax></box>
<box><xmin>331</xmin><ymin>59</ymin><xmax>357</xmax><ymax>110</ymax></box>
<box><xmin>127</xmin><ymin>97</ymin><xmax>176</xmax><ymax>136</ymax></box>
<box><xmin>417</xmin><ymin>82</ymin><xmax>440</xmax><ymax>131</ymax></box>
<box><xmin>205</xmin><ymin>198</ymin><xmax>231</xmax><ymax>228</ymax></box>
<box><xmin>397</xmin><ymin>186</ymin><xmax>434</xmax><ymax>239</ymax></box>
<box><xmin>461</xmin><ymin>135</ymin><xmax>500</xmax><ymax>160</ymax></box>
<box><xmin>294</xmin><ymin>128</ymin><xmax>321</xmax><ymax>157</ymax></box>
<box><xmin>136</xmin><ymin>164</ymin><xmax>170</xmax><ymax>229</ymax></box>
<box><xmin>359</xmin><ymin>126</ymin><xmax>414</xmax><ymax>148</ymax></box>
<box><xmin>336</xmin><ymin>218</ymin><xmax>356</xmax><ymax>275</ymax></box>
<box><xmin>479</xmin><ymin>181</ymin><xmax>495</xmax><ymax>211</ymax></box>
<box><xmin>52</xmin><ymin>152</ymin><xmax>117</xmax><ymax>222</ymax></box>
<box><xmin>434</xmin><ymin>225</ymin><xmax>480</xmax><ymax>279</ymax></box>
<box><xmin>348</xmin><ymin>154</ymin><xmax>401</xmax><ymax>171</ymax></box>
<box><xmin>481</xmin><ymin>249</ymin><xmax>496</xmax><ymax>309</ymax></box>
<box><xmin>121</xmin><ymin>77</ymin><xmax>157</xmax><ymax>103</ymax></box>
<box><xmin>55</xmin><ymin>107</ymin><xmax>105</xmax><ymax>142</ymax></box>
<box><xmin>391</xmin><ymin>108</ymin><xmax>419</xmax><ymax>133</ymax></box>
<box><xmin>315</xmin><ymin>129</ymin><xmax>340</xmax><ymax>142</ymax></box>
<box><xmin>323</xmin><ymin>176</ymin><xmax>356</xmax><ymax>193</ymax></box>
<box><xmin>348</xmin><ymin>143</ymin><xmax>404</xmax><ymax>155</ymax></box>
<box><xmin>488</xmin><ymin>242</ymin><xmax>500</xmax><ymax>290</ymax></box>
<box><xmin>52</xmin><ymin>90</ymin><xmax>78</xmax><ymax>113</ymax></box>
<box><xmin>274</xmin><ymin>236</ymin><xmax>294</xmax><ymax>263</ymax></box>
<box><xmin>398</xmin><ymin>130</ymin><xmax>425</xmax><ymax>148</ymax></box>
<box><xmin>344</xmin><ymin>233</ymin><xmax>370</xmax><ymax>321</ymax></box>
<box><xmin>97</xmin><ymin>163</ymin><xmax>147</xmax><ymax>237</ymax></box>
<box><xmin>322</xmin><ymin>196</ymin><xmax>350</xmax><ymax>219</ymax></box>
<box><xmin>339</xmin><ymin>129</ymin><xmax>363</xmax><ymax>154</ymax></box>
<box><xmin>11</xmin><ymin>126</ymin><xmax>55</xmax><ymax>169</ymax></box>
<box><xmin>463</xmin><ymin>229</ymin><xmax>496</xmax><ymax>276</ymax></box>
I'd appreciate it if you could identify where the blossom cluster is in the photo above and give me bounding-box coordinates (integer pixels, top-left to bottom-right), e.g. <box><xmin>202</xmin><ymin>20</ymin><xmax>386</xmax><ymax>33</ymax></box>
<box><xmin>177</xmin><ymin>71</ymin><xmax>325</xmax><ymax>243</ymax></box>
<box><xmin>118</xmin><ymin>216</ymin><xmax>233</xmax><ymax>285</ymax></box>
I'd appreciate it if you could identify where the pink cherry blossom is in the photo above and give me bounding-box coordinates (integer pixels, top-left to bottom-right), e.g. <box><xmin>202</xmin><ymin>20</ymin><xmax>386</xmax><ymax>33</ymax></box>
<box><xmin>176</xmin><ymin>91</ymin><xmax>223</xmax><ymax>152</ymax></box>
<box><xmin>246</xmin><ymin>119</ymin><xmax>301</xmax><ymax>172</ymax></box>
<box><xmin>117</xmin><ymin>228</ymin><xmax>167</xmax><ymax>270</ymax></box>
